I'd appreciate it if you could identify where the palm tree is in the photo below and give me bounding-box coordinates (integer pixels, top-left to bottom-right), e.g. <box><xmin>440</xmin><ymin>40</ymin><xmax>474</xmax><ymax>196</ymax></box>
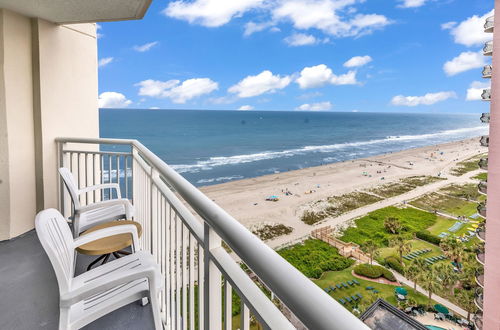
<box><xmin>434</xmin><ymin>263</ymin><xmax>458</xmax><ymax>296</ymax></box>
<box><xmin>406</xmin><ymin>258</ymin><xmax>428</xmax><ymax>291</ymax></box>
<box><xmin>361</xmin><ymin>240</ymin><xmax>379</xmax><ymax>265</ymax></box>
<box><xmin>390</xmin><ymin>236</ymin><xmax>411</xmax><ymax>264</ymax></box>
<box><xmin>421</xmin><ymin>264</ymin><xmax>439</xmax><ymax>306</ymax></box>
<box><xmin>384</xmin><ymin>217</ymin><xmax>401</xmax><ymax>234</ymax></box>
<box><xmin>440</xmin><ymin>236</ymin><xmax>464</xmax><ymax>268</ymax></box>
<box><xmin>457</xmin><ymin>290</ymin><xmax>477</xmax><ymax>321</ymax></box>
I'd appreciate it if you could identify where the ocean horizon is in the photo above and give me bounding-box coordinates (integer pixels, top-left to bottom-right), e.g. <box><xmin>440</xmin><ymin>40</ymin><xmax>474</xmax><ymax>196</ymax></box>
<box><xmin>100</xmin><ymin>109</ymin><xmax>488</xmax><ymax>186</ymax></box>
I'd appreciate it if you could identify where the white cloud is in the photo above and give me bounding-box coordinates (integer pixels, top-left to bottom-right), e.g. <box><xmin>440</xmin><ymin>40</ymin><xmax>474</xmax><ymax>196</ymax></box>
<box><xmin>98</xmin><ymin>92</ymin><xmax>132</xmax><ymax>108</ymax></box>
<box><xmin>344</xmin><ymin>55</ymin><xmax>372</xmax><ymax>67</ymax></box>
<box><xmin>296</xmin><ymin>64</ymin><xmax>357</xmax><ymax>89</ymax></box>
<box><xmin>136</xmin><ymin>78</ymin><xmax>218</xmax><ymax>103</ymax></box>
<box><xmin>397</xmin><ymin>0</ymin><xmax>427</xmax><ymax>8</ymax></box>
<box><xmin>238</xmin><ymin>105</ymin><xmax>254</xmax><ymax>110</ymax></box>
<box><xmin>150</xmin><ymin>107</ymin><xmax>160</xmax><ymax>109</ymax></box>
<box><xmin>296</xmin><ymin>101</ymin><xmax>332</xmax><ymax>111</ymax></box>
<box><xmin>272</xmin><ymin>0</ymin><xmax>391</xmax><ymax>37</ymax></box>
<box><xmin>98</xmin><ymin>57</ymin><xmax>114</xmax><ymax>67</ymax></box>
<box><xmin>446</xmin><ymin>9</ymin><xmax>493</xmax><ymax>46</ymax></box>
<box><xmin>165</xmin><ymin>0</ymin><xmax>390</xmax><ymax>39</ymax></box>
<box><xmin>391</xmin><ymin>91</ymin><xmax>457</xmax><ymax>106</ymax></box>
<box><xmin>133</xmin><ymin>41</ymin><xmax>159</xmax><ymax>52</ymax></box>
<box><xmin>443</xmin><ymin>51</ymin><xmax>487</xmax><ymax>76</ymax></box>
<box><xmin>164</xmin><ymin>0</ymin><xmax>264</xmax><ymax>27</ymax></box>
<box><xmin>284</xmin><ymin>33</ymin><xmax>318</xmax><ymax>46</ymax></box>
<box><xmin>228</xmin><ymin>70</ymin><xmax>291</xmax><ymax>98</ymax></box>
<box><xmin>441</xmin><ymin>21</ymin><xmax>456</xmax><ymax>30</ymax></box>
<box><xmin>466</xmin><ymin>81</ymin><xmax>490</xmax><ymax>101</ymax></box>
<box><xmin>244</xmin><ymin>21</ymin><xmax>275</xmax><ymax>36</ymax></box>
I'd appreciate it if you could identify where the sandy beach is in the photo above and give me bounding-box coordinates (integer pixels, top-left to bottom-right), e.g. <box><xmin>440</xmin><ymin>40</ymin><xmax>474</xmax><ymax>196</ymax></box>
<box><xmin>200</xmin><ymin>138</ymin><xmax>487</xmax><ymax>248</ymax></box>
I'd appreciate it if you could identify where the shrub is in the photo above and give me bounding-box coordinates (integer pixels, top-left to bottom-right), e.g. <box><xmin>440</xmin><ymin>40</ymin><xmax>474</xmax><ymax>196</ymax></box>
<box><xmin>416</xmin><ymin>230</ymin><xmax>441</xmax><ymax>245</ymax></box>
<box><xmin>354</xmin><ymin>264</ymin><xmax>396</xmax><ymax>282</ymax></box>
<box><xmin>300</xmin><ymin>210</ymin><xmax>328</xmax><ymax>225</ymax></box>
<box><xmin>385</xmin><ymin>256</ymin><xmax>404</xmax><ymax>274</ymax></box>
<box><xmin>278</xmin><ymin>239</ymin><xmax>354</xmax><ymax>278</ymax></box>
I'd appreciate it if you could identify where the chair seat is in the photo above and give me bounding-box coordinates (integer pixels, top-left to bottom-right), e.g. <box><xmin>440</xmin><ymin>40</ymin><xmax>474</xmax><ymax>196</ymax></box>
<box><xmin>78</xmin><ymin>201</ymin><xmax>133</xmax><ymax>233</ymax></box>
<box><xmin>69</xmin><ymin>252</ymin><xmax>163</xmax><ymax>329</ymax></box>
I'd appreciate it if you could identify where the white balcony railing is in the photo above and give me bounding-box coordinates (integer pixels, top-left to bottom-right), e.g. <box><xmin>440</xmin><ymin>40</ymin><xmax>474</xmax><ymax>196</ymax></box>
<box><xmin>482</xmin><ymin>65</ymin><xmax>492</xmax><ymax>78</ymax></box>
<box><xmin>484</xmin><ymin>41</ymin><xmax>493</xmax><ymax>56</ymax></box>
<box><xmin>485</xmin><ymin>15</ymin><xmax>494</xmax><ymax>33</ymax></box>
<box><xmin>55</xmin><ymin>137</ymin><xmax>367</xmax><ymax>330</ymax></box>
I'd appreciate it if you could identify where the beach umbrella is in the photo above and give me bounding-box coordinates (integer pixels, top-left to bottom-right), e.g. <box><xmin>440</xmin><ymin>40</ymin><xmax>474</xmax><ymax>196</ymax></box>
<box><xmin>395</xmin><ymin>287</ymin><xmax>408</xmax><ymax>296</ymax></box>
<box><xmin>434</xmin><ymin>304</ymin><xmax>449</xmax><ymax>315</ymax></box>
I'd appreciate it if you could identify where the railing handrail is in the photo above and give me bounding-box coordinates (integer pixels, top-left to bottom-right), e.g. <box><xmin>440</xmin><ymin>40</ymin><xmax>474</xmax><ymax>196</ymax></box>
<box><xmin>56</xmin><ymin>137</ymin><xmax>369</xmax><ymax>329</ymax></box>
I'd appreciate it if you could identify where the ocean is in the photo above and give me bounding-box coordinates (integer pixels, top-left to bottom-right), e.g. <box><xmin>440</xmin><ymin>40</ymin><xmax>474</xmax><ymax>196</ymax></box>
<box><xmin>100</xmin><ymin>109</ymin><xmax>488</xmax><ymax>186</ymax></box>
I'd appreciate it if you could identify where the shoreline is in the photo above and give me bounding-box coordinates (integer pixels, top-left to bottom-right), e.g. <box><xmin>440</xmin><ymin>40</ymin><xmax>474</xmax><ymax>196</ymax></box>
<box><xmin>200</xmin><ymin>137</ymin><xmax>486</xmax><ymax>248</ymax></box>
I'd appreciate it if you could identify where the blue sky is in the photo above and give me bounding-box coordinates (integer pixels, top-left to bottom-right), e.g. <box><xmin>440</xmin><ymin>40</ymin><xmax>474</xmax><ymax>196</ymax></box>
<box><xmin>97</xmin><ymin>0</ymin><xmax>493</xmax><ymax>113</ymax></box>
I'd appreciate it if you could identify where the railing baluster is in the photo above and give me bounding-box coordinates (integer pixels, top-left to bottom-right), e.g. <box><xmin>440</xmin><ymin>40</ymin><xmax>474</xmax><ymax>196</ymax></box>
<box><xmin>241</xmin><ymin>303</ymin><xmax>250</xmax><ymax>330</ymax></box>
<box><xmin>224</xmin><ymin>279</ymin><xmax>232</xmax><ymax>330</ymax></box>
<box><xmin>203</xmin><ymin>223</ymin><xmax>222</xmax><ymax>330</ymax></box>
<box><xmin>108</xmin><ymin>154</ymin><xmax>112</xmax><ymax>199</ymax></box>
<box><xmin>182</xmin><ymin>224</ymin><xmax>188</xmax><ymax>330</ymax></box>
<box><xmin>189</xmin><ymin>233</ymin><xmax>195</xmax><ymax>330</ymax></box>
<box><xmin>176</xmin><ymin>214</ymin><xmax>181</xmax><ymax>330</ymax></box>
<box><xmin>198</xmin><ymin>243</ymin><xmax>204</xmax><ymax>330</ymax></box>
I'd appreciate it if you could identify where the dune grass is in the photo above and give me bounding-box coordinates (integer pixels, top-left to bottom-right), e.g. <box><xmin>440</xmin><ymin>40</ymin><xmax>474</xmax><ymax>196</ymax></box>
<box><xmin>450</xmin><ymin>154</ymin><xmax>485</xmax><ymax>176</ymax></box>
<box><xmin>438</xmin><ymin>183</ymin><xmax>483</xmax><ymax>202</ymax></box>
<box><xmin>473</xmin><ymin>172</ymin><xmax>487</xmax><ymax>181</ymax></box>
<box><xmin>325</xmin><ymin>192</ymin><xmax>382</xmax><ymax>217</ymax></box>
<box><xmin>399</xmin><ymin>175</ymin><xmax>446</xmax><ymax>187</ymax></box>
<box><xmin>368</xmin><ymin>182</ymin><xmax>415</xmax><ymax>198</ymax></box>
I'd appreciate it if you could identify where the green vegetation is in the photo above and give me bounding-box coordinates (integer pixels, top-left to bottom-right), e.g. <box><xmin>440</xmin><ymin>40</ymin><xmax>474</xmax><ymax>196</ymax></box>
<box><xmin>409</xmin><ymin>193</ymin><xmax>478</xmax><ymax>217</ymax></box>
<box><xmin>399</xmin><ymin>175</ymin><xmax>446</xmax><ymax>187</ymax></box>
<box><xmin>368</xmin><ymin>182</ymin><xmax>414</xmax><ymax>198</ymax></box>
<box><xmin>473</xmin><ymin>172</ymin><xmax>487</xmax><ymax>181</ymax></box>
<box><xmin>251</xmin><ymin>224</ymin><xmax>293</xmax><ymax>241</ymax></box>
<box><xmin>313</xmin><ymin>267</ymin><xmax>434</xmax><ymax>313</ymax></box>
<box><xmin>450</xmin><ymin>154</ymin><xmax>485</xmax><ymax>176</ymax></box>
<box><xmin>277</xmin><ymin>239</ymin><xmax>354</xmax><ymax>279</ymax></box>
<box><xmin>416</xmin><ymin>230</ymin><xmax>442</xmax><ymax>245</ymax></box>
<box><xmin>385</xmin><ymin>256</ymin><xmax>404</xmax><ymax>274</ymax></box>
<box><xmin>340</xmin><ymin>206</ymin><xmax>436</xmax><ymax>247</ymax></box>
<box><xmin>325</xmin><ymin>192</ymin><xmax>382</xmax><ymax>217</ymax></box>
<box><xmin>300</xmin><ymin>210</ymin><xmax>328</xmax><ymax>225</ymax></box>
<box><xmin>353</xmin><ymin>264</ymin><xmax>396</xmax><ymax>281</ymax></box>
<box><xmin>438</xmin><ymin>183</ymin><xmax>483</xmax><ymax>202</ymax></box>
<box><xmin>367</xmin><ymin>176</ymin><xmax>445</xmax><ymax>198</ymax></box>
<box><xmin>378</xmin><ymin>240</ymin><xmax>443</xmax><ymax>265</ymax></box>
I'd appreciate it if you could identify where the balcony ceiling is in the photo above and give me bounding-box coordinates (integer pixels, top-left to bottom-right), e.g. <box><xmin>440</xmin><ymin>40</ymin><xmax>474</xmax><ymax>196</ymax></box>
<box><xmin>0</xmin><ymin>0</ymin><xmax>151</xmax><ymax>24</ymax></box>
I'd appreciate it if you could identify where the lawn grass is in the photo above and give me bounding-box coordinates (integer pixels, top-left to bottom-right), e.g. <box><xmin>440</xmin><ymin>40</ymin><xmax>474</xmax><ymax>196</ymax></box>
<box><xmin>409</xmin><ymin>193</ymin><xmax>479</xmax><ymax>217</ymax></box>
<box><xmin>313</xmin><ymin>266</ymin><xmax>435</xmax><ymax>313</ymax></box>
<box><xmin>438</xmin><ymin>183</ymin><xmax>483</xmax><ymax>202</ymax></box>
<box><xmin>325</xmin><ymin>192</ymin><xmax>382</xmax><ymax>217</ymax></box>
<box><xmin>377</xmin><ymin>239</ymin><xmax>444</xmax><ymax>266</ymax></box>
<box><xmin>340</xmin><ymin>206</ymin><xmax>437</xmax><ymax>247</ymax></box>
<box><xmin>426</xmin><ymin>217</ymin><xmax>457</xmax><ymax>236</ymax></box>
<box><xmin>450</xmin><ymin>154</ymin><xmax>486</xmax><ymax>176</ymax></box>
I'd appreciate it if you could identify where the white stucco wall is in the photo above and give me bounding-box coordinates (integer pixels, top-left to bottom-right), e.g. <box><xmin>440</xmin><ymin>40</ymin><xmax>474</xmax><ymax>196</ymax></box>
<box><xmin>0</xmin><ymin>9</ymin><xmax>98</xmax><ymax>239</ymax></box>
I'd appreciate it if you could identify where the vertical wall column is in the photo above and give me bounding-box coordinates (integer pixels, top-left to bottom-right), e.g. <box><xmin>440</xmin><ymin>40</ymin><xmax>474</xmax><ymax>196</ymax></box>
<box><xmin>483</xmin><ymin>2</ymin><xmax>500</xmax><ymax>329</ymax></box>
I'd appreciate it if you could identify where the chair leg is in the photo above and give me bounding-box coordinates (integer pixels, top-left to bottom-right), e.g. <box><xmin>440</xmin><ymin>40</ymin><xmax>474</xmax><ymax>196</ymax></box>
<box><xmin>149</xmin><ymin>291</ymin><xmax>163</xmax><ymax>330</ymax></box>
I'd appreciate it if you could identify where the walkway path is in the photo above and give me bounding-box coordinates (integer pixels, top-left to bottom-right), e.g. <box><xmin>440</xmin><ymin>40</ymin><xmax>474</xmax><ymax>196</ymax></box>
<box><xmin>268</xmin><ymin>168</ymin><xmax>483</xmax><ymax>249</ymax></box>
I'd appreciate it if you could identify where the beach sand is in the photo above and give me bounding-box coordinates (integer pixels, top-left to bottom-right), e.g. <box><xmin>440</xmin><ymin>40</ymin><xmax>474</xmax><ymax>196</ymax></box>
<box><xmin>200</xmin><ymin>138</ymin><xmax>487</xmax><ymax>248</ymax></box>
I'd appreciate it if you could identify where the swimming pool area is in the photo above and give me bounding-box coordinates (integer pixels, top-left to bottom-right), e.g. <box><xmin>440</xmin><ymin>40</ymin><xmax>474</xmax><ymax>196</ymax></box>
<box><xmin>426</xmin><ymin>325</ymin><xmax>447</xmax><ymax>330</ymax></box>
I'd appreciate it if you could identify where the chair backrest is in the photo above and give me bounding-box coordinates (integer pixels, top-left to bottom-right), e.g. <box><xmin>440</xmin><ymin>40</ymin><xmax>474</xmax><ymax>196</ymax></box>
<box><xmin>59</xmin><ymin>167</ymin><xmax>81</xmax><ymax>209</ymax></box>
<box><xmin>35</xmin><ymin>208</ymin><xmax>75</xmax><ymax>293</ymax></box>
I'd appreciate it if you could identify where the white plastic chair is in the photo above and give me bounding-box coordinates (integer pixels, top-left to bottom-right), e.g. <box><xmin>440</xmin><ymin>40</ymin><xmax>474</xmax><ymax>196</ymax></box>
<box><xmin>36</xmin><ymin>208</ymin><xmax>163</xmax><ymax>330</ymax></box>
<box><xmin>59</xmin><ymin>167</ymin><xmax>134</xmax><ymax>236</ymax></box>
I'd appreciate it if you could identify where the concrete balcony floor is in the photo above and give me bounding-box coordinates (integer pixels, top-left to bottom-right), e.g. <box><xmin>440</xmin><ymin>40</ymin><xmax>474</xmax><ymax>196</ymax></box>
<box><xmin>0</xmin><ymin>230</ymin><xmax>155</xmax><ymax>330</ymax></box>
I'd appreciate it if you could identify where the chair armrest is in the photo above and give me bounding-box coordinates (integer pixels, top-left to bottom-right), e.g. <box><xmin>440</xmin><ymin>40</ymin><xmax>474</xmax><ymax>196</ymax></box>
<box><xmin>61</xmin><ymin>264</ymin><xmax>158</xmax><ymax>307</ymax></box>
<box><xmin>75</xmin><ymin>198</ymin><xmax>132</xmax><ymax>215</ymax></box>
<box><xmin>73</xmin><ymin>224</ymin><xmax>139</xmax><ymax>249</ymax></box>
<box><xmin>79</xmin><ymin>183</ymin><xmax>121</xmax><ymax>197</ymax></box>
